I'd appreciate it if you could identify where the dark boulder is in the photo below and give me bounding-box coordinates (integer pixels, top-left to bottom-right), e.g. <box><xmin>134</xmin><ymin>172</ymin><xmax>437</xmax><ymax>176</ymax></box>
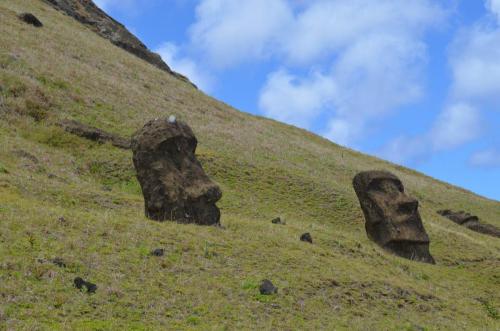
<box><xmin>300</xmin><ymin>232</ymin><xmax>313</xmax><ymax>244</ymax></box>
<box><xmin>271</xmin><ymin>217</ymin><xmax>284</xmax><ymax>225</ymax></box>
<box><xmin>437</xmin><ymin>210</ymin><xmax>500</xmax><ymax>238</ymax></box>
<box><xmin>74</xmin><ymin>277</ymin><xmax>97</xmax><ymax>293</ymax></box>
<box><xmin>132</xmin><ymin>118</ymin><xmax>222</xmax><ymax>225</ymax></box>
<box><xmin>259</xmin><ymin>279</ymin><xmax>278</xmax><ymax>295</ymax></box>
<box><xmin>353</xmin><ymin>171</ymin><xmax>435</xmax><ymax>264</ymax></box>
<box><xmin>151</xmin><ymin>248</ymin><xmax>165</xmax><ymax>257</ymax></box>
<box><xmin>52</xmin><ymin>257</ymin><xmax>66</xmax><ymax>268</ymax></box>
<box><xmin>58</xmin><ymin>119</ymin><xmax>131</xmax><ymax>149</ymax></box>
<box><xmin>18</xmin><ymin>13</ymin><xmax>43</xmax><ymax>27</ymax></box>
<box><xmin>437</xmin><ymin>209</ymin><xmax>477</xmax><ymax>225</ymax></box>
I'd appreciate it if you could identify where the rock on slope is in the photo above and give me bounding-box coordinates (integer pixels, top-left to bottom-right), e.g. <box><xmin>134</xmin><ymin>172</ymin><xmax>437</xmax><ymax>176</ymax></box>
<box><xmin>43</xmin><ymin>0</ymin><xmax>194</xmax><ymax>86</ymax></box>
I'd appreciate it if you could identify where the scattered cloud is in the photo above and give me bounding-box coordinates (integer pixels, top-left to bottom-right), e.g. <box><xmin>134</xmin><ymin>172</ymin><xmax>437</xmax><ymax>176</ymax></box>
<box><xmin>189</xmin><ymin>0</ymin><xmax>293</xmax><ymax>69</ymax></box>
<box><xmin>156</xmin><ymin>42</ymin><xmax>214</xmax><ymax>92</ymax></box>
<box><xmin>283</xmin><ymin>0</ymin><xmax>444</xmax><ymax>65</ymax></box>
<box><xmin>94</xmin><ymin>0</ymin><xmax>137</xmax><ymax>11</ymax></box>
<box><xmin>430</xmin><ymin>103</ymin><xmax>482</xmax><ymax>150</ymax></box>
<box><xmin>380</xmin><ymin>103</ymin><xmax>482</xmax><ymax>164</ymax></box>
<box><xmin>450</xmin><ymin>25</ymin><xmax>500</xmax><ymax>103</ymax></box>
<box><xmin>258</xmin><ymin>70</ymin><xmax>336</xmax><ymax>128</ymax></box>
<box><xmin>382</xmin><ymin>0</ymin><xmax>500</xmax><ymax>165</ymax></box>
<box><xmin>487</xmin><ymin>0</ymin><xmax>500</xmax><ymax>22</ymax></box>
<box><xmin>469</xmin><ymin>148</ymin><xmax>500</xmax><ymax>168</ymax></box>
<box><xmin>254</xmin><ymin>0</ymin><xmax>445</xmax><ymax>146</ymax></box>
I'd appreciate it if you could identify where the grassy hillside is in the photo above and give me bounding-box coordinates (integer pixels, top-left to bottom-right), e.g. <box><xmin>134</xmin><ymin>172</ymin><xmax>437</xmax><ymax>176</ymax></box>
<box><xmin>1</xmin><ymin>1</ymin><xmax>499</xmax><ymax>330</ymax></box>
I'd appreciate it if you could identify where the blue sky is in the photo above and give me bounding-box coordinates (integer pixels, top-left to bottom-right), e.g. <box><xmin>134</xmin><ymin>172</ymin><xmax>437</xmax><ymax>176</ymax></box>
<box><xmin>96</xmin><ymin>0</ymin><xmax>500</xmax><ymax>201</ymax></box>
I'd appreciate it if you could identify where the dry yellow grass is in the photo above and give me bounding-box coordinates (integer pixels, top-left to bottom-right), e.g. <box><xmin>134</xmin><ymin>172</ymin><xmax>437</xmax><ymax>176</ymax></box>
<box><xmin>0</xmin><ymin>0</ymin><xmax>499</xmax><ymax>330</ymax></box>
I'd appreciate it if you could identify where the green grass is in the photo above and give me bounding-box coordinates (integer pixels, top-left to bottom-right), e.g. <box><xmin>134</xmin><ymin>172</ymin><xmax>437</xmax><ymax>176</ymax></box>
<box><xmin>0</xmin><ymin>1</ymin><xmax>499</xmax><ymax>330</ymax></box>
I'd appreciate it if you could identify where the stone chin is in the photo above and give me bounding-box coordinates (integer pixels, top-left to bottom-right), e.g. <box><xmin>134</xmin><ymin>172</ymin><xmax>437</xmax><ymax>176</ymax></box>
<box><xmin>384</xmin><ymin>241</ymin><xmax>435</xmax><ymax>264</ymax></box>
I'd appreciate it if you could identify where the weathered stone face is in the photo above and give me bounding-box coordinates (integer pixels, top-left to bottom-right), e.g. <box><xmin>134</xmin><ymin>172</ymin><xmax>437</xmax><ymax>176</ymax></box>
<box><xmin>132</xmin><ymin>119</ymin><xmax>221</xmax><ymax>225</ymax></box>
<box><xmin>353</xmin><ymin>171</ymin><xmax>435</xmax><ymax>264</ymax></box>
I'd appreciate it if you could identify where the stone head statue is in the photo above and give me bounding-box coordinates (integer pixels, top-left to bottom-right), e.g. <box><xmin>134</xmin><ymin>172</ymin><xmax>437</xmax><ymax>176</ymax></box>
<box><xmin>132</xmin><ymin>119</ymin><xmax>222</xmax><ymax>225</ymax></box>
<box><xmin>353</xmin><ymin>171</ymin><xmax>434</xmax><ymax>264</ymax></box>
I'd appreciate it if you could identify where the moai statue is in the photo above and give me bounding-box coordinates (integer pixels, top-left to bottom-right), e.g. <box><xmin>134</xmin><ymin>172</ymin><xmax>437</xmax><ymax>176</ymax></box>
<box><xmin>132</xmin><ymin>118</ymin><xmax>222</xmax><ymax>225</ymax></box>
<box><xmin>353</xmin><ymin>171</ymin><xmax>435</xmax><ymax>264</ymax></box>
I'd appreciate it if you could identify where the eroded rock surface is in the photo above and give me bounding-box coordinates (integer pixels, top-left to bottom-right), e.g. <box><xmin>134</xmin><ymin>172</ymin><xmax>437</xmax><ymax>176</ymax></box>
<box><xmin>437</xmin><ymin>210</ymin><xmax>500</xmax><ymax>238</ymax></box>
<box><xmin>58</xmin><ymin>119</ymin><xmax>130</xmax><ymax>149</ymax></box>
<box><xmin>74</xmin><ymin>277</ymin><xmax>97</xmax><ymax>293</ymax></box>
<box><xmin>353</xmin><ymin>171</ymin><xmax>435</xmax><ymax>264</ymax></box>
<box><xmin>43</xmin><ymin>0</ymin><xmax>194</xmax><ymax>86</ymax></box>
<box><xmin>18</xmin><ymin>13</ymin><xmax>43</xmax><ymax>27</ymax></box>
<box><xmin>259</xmin><ymin>279</ymin><xmax>278</xmax><ymax>295</ymax></box>
<box><xmin>132</xmin><ymin>119</ymin><xmax>221</xmax><ymax>225</ymax></box>
<box><xmin>300</xmin><ymin>232</ymin><xmax>313</xmax><ymax>244</ymax></box>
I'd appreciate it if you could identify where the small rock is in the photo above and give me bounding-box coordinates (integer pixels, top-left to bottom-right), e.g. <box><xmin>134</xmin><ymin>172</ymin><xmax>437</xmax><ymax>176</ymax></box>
<box><xmin>52</xmin><ymin>257</ymin><xmax>66</xmax><ymax>268</ymax></box>
<box><xmin>18</xmin><ymin>13</ymin><xmax>43</xmax><ymax>27</ymax></box>
<box><xmin>271</xmin><ymin>217</ymin><xmax>284</xmax><ymax>225</ymax></box>
<box><xmin>74</xmin><ymin>277</ymin><xmax>97</xmax><ymax>293</ymax></box>
<box><xmin>12</xmin><ymin>150</ymin><xmax>39</xmax><ymax>164</ymax></box>
<box><xmin>151</xmin><ymin>248</ymin><xmax>164</xmax><ymax>257</ymax></box>
<box><xmin>300</xmin><ymin>232</ymin><xmax>313</xmax><ymax>244</ymax></box>
<box><xmin>259</xmin><ymin>279</ymin><xmax>278</xmax><ymax>295</ymax></box>
<box><xmin>168</xmin><ymin>115</ymin><xmax>176</xmax><ymax>123</ymax></box>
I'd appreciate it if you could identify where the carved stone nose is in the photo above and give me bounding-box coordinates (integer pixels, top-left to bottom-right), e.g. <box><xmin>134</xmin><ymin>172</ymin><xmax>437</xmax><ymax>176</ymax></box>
<box><xmin>397</xmin><ymin>198</ymin><xmax>418</xmax><ymax>214</ymax></box>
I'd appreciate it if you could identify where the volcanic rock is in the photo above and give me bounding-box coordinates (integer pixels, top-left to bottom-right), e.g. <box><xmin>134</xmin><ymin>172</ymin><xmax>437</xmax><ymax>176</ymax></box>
<box><xmin>271</xmin><ymin>217</ymin><xmax>284</xmax><ymax>225</ymax></box>
<box><xmin>259</xmin><ymin>279</ymin><xmax>278</xmax><ymax>295</ymax></box>
<box><xmin>300</xmin><ymin>232</ymin><xmax>313</xmax><ymax>244</ymax></box>
<box><xmin>353</xmin><ymin>171</ymin><xmax>435</xmax><ymax>264</ymax></box>
<box><xmin>151</xmin><ymin>248</ymin><xmax>165</xmax><ymax>257</ymax></box>
<box><xmin>58</xmin><ymin>119</ymin><xmax>130</xmax><ymax>149</ymax></box>
<box><xmin>74</xmin><ymin>277</ymin><xmax>97</xmax><ymax>293</ymax></box>
<box><xmin>52</xmin><ymin>257</ymin><xmax>66</xmax><ymax>268</ymax></box>
<box><xmin>437</xmin><ymin>210</ymin><xmax>500</xmax><ymax>238</ymax></box>
<box><xmin>18</xmin><ymin>13</ymin><xmax>43</xmax><ymax>27</ymax></box>
<box><xmin>132</xmin><ymin>119</ymin><xmax>222</xmax><ymax>225</ymax></box>
<box><xmin>43</xmin><ymin>0</ymin><xmax>194</xmax><ymax>86</ymax></box>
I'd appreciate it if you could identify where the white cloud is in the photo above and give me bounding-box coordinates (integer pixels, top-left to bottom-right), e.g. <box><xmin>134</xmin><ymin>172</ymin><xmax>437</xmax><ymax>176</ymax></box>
<box><xmin>94</xmin><ymin>0</ymin><xmax>136</xmax><ymax>11</ymax></box>
<box><xmin>324</xmin><ymin>118</ymin><xmax>362</xmax><ymax>146</ymax></box>
<box><xmin>380</xmin><ymin>103</ymin><xmax>482</xmax><ymax>164</ymax></box>
<box><xmin>381</xmin><ymin>0</ymin><xmax>500</xmax><ymax>164</ymax></box>
<box><xmin>430</xmin><ymin>103</ymin><xmax>482</xmax><ymax>150</ymax></box>
<box><xmin>93</xmin><ymin>0</ymin><xmax>110</xmax><ymax>10</ymax></box>
<box><xmin>284</xmin><ymin>0</ymin><xmax>443</xmax><ymax>64</ymax></box>
<box><xmin>156</xmin><ymin>42</ymin><xmax>214</xmax><ymax>92</ymax></box>
<box><xmin>469</xmin><ymin>148</ymin><xmax>500</xmax><ymax>167</ymax></box>
<box><xmin>258</xmin><ymin>70</ymin><xmax>336</xmax><ymax>128</ymax></box>
<box><xmin>450</xmin><ymin>27</ymin><xmax>500</xmax><ymax>103</ymax></box>
<box><xmin>254</xmin><ymin>0</ymin><xmax>444</xmax><ymax>146</ymax></box>
<box><xmin>487</xmin><ymin>0</ymin><xmax>500</xmax><ymax>22</ymax></box>
<box><xmin>379</xmin><ymin>135</ymin><xmax>430</xmax><ymax>164</ymax></box>
<box><xmin>189</xmin><ymin>0</ymin><xmax>293</xmax><ymax>68</ymax></box>
<box><xmin>189</xmin><ymin>0</ymin><xmax>444</xmax><ymax>70</ymax></box>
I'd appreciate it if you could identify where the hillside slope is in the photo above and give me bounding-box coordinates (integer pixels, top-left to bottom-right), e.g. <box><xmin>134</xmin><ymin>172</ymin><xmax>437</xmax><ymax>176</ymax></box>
<box><xmin>0</xmin><ymin>1</ymin><xmax>499</xmax><ymax>330</ymax></box>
